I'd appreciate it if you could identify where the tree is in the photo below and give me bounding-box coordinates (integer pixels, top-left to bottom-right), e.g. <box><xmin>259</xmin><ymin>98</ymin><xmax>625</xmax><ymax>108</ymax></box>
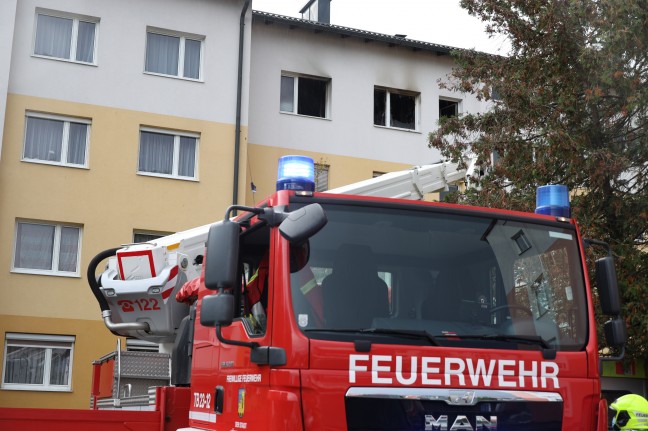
<box><xmin>429</xmin><ymin>0</ymin><xmax>648</xmax><ymax>358</ymax></box>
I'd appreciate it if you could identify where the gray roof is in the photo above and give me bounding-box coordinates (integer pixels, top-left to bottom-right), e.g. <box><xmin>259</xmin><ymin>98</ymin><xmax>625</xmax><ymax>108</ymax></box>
<box><xmin>252</xmin><ymin>10</ymin><xmax>463</xmax><ymax>56</ymax></box>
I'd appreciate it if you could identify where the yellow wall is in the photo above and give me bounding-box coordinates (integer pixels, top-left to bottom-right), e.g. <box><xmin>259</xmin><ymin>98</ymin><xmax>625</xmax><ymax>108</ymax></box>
<box><xmin>0</xmin><ymin>94</ymin><xmax>245</xmax><ymax>408</ymax></box>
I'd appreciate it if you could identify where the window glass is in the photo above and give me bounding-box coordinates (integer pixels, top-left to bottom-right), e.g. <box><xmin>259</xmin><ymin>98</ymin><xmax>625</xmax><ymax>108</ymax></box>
<box><xmin>23</xmin><ymin>115</ymin><xmax>88</xmax><ymax>167</ymax></box>
<box><xmin>58</xmin><ymin>227</ymin><xmax>80</xmax><ymax>273</ymax></box>
<box><xmin>178</xmin><ymin>136</ymin><xmax>197</xmax><ymax>177</ymax></box>
<box><xmin>146</xmin><ymin>33</ymin><xmax>180</xmax><ymax>76</ymax></box>
<box><xmin>183</xmin><ymin>39</ymin><xmax>201</xmax><ymax>79</ymax></box>
<box><xmin>145</xmin><ymin>30</ymin><xmax>203</xmax><ymax>79</ymax></box>
<box><xmin>14</xmin><ymin>223</ymin><xmax>55</xmax><ymax>271</ymax></box>
<box><xmin>390</xmin><ymin>92</ymin><xmax>415</xmax><ymax>129</ymax></box>
<box><xmin>13</xmin><ymin>222</ymin><xmax>80</xmax><ymax>275</ymax></box>
<box><xmin>24</xmin><ymin>117</ymin><xmax>63</xmax><ymax>162</ymax></box>
<box><xmin>139</xmin><ymin>131</ymin><xmax>174</xmax><ymax>175</ymax></box>
<box><xmin>34</xmin><ymin>12</ymin><xmax>97</xmax><ymax>63</ymax></box>
<box><xmin>280</xmin><ymin>74</ymin><xmax>328</xmax><ymax>118</ymax></box>
<box><xmin>138</xmin><ymin>130</ymin><xmax>198</xmax><ymax>179</ymax></box>
<box><xmin>133</xmin><ymin>232</ymin><xmax>168</xmax><ymax>243</ymax></box>
<box><xmin>67</xmin><ymin>122</ymin><xmax>88</xmax><ymax>165</ymax></box>
<box><xmin>374</xmin><ymin>87</ymin><xmax>418</xmax><ymax>130</ymax></box>
<box><xmin>76</xmin><ymin>21</ymin><xmax>96</xmax><ymax>63</ymax></box>
<box><xmin>34</xmin><ymin>15</ymin><xmax>72</xmax><ymax>59</ymax></box>
<box><xmin>298</xmin><ymin>78</ymin><xmax>327</xmax><ymax>117</ymax></box>
<box><xmin>290</xmin><ymin>203</ymin><xmax>588</xmax><ymax>352</ymax></box>
<box><xmin>439</xmin><ymin>99</ymin><xmax>459</xmax><ymax>118</ymax></box>
<box><xmin>373</xmin><ymin>88</ymin><xmax>386</xmax><ymax>126</ymax></box>
<box><xmin>3</xmin><ymin>334</ymin><xmax>74</xmax><ymax>391</ymax></box>
<box><xmin>280</xmin><ymin>76</ymin><xmax>295</xmax><ymax>112</ymax></box>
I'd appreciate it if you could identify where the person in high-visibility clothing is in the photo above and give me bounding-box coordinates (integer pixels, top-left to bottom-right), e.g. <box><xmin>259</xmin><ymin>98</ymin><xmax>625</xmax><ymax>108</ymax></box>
<box><xmin>610</xmin><ymin>393</ymin><xmax>648</xmax><ymax>430</ymax></box>
<box><xmin>289</xmin><ymin>241</ymin><xmax>324</xmax><ymax>327</ymax></box>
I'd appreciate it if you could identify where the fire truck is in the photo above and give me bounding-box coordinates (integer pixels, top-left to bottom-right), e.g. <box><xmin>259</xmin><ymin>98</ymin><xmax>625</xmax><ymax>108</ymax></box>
<box><xmin>0</xmin><ymin>155</ymin><xmax>626</xmax><ymax>430</ymax></box>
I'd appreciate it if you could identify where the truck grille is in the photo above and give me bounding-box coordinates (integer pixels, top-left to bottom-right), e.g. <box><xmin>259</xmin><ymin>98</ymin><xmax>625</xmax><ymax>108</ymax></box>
<box><xmin>345</xmin><ymin>388</ymin><xmax>562</xmax><ymax>431</ymax></box>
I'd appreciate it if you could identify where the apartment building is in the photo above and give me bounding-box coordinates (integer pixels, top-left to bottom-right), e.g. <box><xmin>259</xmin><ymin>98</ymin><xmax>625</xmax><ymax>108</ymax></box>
<box><xmin>0</xmin><ymin>0</ymin><xmax>489</xmax><ymax>409</ymax></box>
<box><xmin>246</xmin><ymin>3</ymin><xmax>489</xmax><ymax>202</ymax></box>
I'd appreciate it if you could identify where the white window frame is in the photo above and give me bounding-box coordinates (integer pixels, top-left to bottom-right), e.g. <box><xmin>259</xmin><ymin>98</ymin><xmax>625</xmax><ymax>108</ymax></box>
<box><xmin>144</xmin><ymin>27</ymin><xmax>204</xmax><ymax>81</ymax></box>
<box><xmin>2</xmin><ymin>333</ymin><xmax>75</xmax><ymax>392</ymax></box>
<box><xmin>23</xmin><ymin>112</ymin><xmax>91</xmax><ymax>168</ymax></box>
<box><xmin>32</xmin><ymin>8</ymin><xmax>99</xmax><ymax>65</ymax></box>
<box><xmin>374</xmin><ymin>86</ymin><xmax>420</xmax><ymax>132</ymax></box>
<box><xmin>137</xmin><ymin>127</ymin><xmax>199</xmax><ymax>181</ymax></box>
<box><xmin>280</xmin><ymin>72</ymin><xmax>331</xmax><ymax>119</ymax></box>
<box><xmin>12</xmin><ymin>220</ymin><xmax>83</xmax><ymax>277</ymax></box>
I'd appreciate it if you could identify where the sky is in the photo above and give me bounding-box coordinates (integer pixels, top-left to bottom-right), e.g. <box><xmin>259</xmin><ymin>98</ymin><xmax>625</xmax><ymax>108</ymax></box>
<box><xmin>251</xmin><ymin>0</ymin><xmax>510</xmax><ymax>55</ymax></box>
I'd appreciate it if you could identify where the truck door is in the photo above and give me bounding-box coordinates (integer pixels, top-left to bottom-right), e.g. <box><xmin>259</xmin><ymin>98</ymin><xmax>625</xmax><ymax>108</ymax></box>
<box><xmin>213</xmin><ymin>223</ymin><xmax>272</xmax><ymax>430</ymax></box>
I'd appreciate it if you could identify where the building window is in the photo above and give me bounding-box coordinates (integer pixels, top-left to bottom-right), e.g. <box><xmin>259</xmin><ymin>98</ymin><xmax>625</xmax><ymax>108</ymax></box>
<box><xmin>23</xmin><ymin>113</ymin><xmax>90</xmax><ymax>167</ymax></box>
<box><xmin>2</xmin><ymin>333</ymin><xmax>74</xmax><ymax>392</ymax></box>
<box><xmin>125</xmin><ymin>338</ymin><xmax>158</xmax><ymax>352</ymax></box>
<box><xmin>13</xmin><ymin>221</ymin><xmax>81</xmax><ymax>276</ymax></box>
<box><xmin>439</xmin><ymin>98</ymin><xmax>459</xmax><ymax>119</ymax></box>
<box><xmin>145</xmin><ymin>28</ymin><xmax>203</xmax><ymax>80</ymax></box>
<box><xmin>33</xmin><ymin>10</ymin><xmax>98</xmax><ymax>64</ymax></box>
<box><xmin>133</xmin><ymin>231</ymin><xmax>171</xmax><ymax>244</ymax></box>
<box><xmin>138</xmin><ymin>129</ymin><xmax>198</xmax><ymax>180</ymax></box>
<box><xmin>315</xmin><ymin>164</ymin><xmax>329</xmax><ymax>192</ymax></box>
<box><xmin>280</xmin><ymin>73</ymin><xmax>329</xmax><ymax>118</ymax></box>
<box><xmin>374</xmin><ymin>87</ymin><xmax>419</xmax><ymax>130</ymax></box>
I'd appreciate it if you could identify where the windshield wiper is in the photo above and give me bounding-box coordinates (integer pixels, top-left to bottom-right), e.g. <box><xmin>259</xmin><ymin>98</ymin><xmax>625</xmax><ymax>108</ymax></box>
<box><xmin>304</xmin><ymin>328</ymin><xmax>439</xmax><ymax>346</ymax></box>
<box><xmin>438</xmin><ymin>334</ymin><xmax>557</xmax><ymax>359</ymax></box>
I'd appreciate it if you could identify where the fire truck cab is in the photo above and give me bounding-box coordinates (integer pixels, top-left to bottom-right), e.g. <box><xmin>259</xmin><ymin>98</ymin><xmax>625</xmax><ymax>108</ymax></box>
<box><xmin>182</xmin><ymin>157</ymin><xmax>625</xmax><ymax>430</ymax></box>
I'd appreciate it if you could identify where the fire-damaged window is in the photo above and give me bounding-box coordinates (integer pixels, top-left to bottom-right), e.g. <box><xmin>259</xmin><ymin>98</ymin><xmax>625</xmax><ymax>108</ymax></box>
<box><xmin>374</xmin><ymin>87</ymin><xmax>419</xmax><ymax>130</ymax></box>
<box><xmin>280</xmin><ymin>73</ymin><xmax>330</xmax><ymax>118</ymax></box>
<box><xmin>2</xmin><ymin>333</ymin><xmax>75</xmax><ymax>392</ymax></box>
<box><xmin>439</xmin><ymin>98</ymin><xmax>459</xmax><ymax>119</ymax></box>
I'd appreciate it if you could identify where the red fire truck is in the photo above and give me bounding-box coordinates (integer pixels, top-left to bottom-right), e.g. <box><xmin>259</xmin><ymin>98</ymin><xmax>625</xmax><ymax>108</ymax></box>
<box><xmin>0</xmin><ymin>156</ymin><xmax>626</xmax><ymax>430</ymax></box>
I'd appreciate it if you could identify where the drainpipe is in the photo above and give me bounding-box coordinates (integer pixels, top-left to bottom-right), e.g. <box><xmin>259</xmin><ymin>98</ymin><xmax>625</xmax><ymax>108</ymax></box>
<box><xmin>233</xmin><ymin>0</ymin><xmax>251</xmax><ymax>207</ymax></box>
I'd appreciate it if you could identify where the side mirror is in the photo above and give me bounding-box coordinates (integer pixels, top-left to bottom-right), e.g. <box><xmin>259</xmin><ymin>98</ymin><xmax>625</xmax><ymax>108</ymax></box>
<box><xmin>200</xmin><ymin>294</ymin><xmax>234</xmax><ymax>327</ymax></box>
<box><xmin>604</xmin><ymin>318</ymin><xmax>627</xmax><ymax>348</ymax></box>
<box><xmin>596</xmin><ymin>256</ymin><xmax>621</xmax><ymax>316</ymax></box>
<box><xmin>204</xmin><ymin>221</ymin><xmax>240</xmax><ymax>291</ymax></box>
<box><xmin>279</xmin><ymin>203</ymin><xmax>327</xmax><ymax>244</ymax></box>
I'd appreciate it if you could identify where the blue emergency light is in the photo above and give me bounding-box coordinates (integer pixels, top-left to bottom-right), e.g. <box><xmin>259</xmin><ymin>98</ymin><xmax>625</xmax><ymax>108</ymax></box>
<box><xmin>535</xmin><ymin>184</ymin><xmax>570</xmax><ymax>218</ymax></box>
<box><xmin>276</xmin><ymin>155</ymin><xmax>315</xmax><ymax>192</ymax></box>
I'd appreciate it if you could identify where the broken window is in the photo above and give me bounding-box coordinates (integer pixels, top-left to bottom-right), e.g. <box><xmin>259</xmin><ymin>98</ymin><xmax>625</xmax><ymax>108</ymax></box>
<box><xmin>374</xmin><ymin>87</ymin><xmax>418</xmax><ymax>130</ymax></box>
<box><xmin>280</xmin><ymin>74</ymin><xmax>329</xmax><ymax>118</ymax></box>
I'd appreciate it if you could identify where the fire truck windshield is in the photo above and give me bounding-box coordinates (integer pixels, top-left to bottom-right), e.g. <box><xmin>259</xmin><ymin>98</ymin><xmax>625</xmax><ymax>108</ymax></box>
<box><xmin>289</xmin><ymin>201</ymin><xmax>588</xmax><ymax>352</ymax></box>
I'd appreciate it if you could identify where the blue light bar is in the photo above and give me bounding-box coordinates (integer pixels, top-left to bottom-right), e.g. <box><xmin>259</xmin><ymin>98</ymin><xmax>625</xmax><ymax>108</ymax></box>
<box><xmin>535</xmin><ymin>185</ymin><xmax>570</xmax><ymax>218</ymax></box>
<box><xmin>276</xmin><ymin>155</ymin><xmax>315</xmax><ymax>192</ymax></box>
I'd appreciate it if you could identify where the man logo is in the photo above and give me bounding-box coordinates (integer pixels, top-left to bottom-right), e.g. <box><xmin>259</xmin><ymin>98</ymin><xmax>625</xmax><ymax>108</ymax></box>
<box><xmin>424</xmin><ymin>414</ymin><xmax>497</xmax><ymax>430</ymax></box>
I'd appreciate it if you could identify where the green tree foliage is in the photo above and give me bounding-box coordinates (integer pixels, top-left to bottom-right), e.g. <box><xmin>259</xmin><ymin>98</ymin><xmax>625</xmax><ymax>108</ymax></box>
<box><xmin>429</xmin><ymin>0</ymin><xmax>648</xmax><ymax>358</ymax></box>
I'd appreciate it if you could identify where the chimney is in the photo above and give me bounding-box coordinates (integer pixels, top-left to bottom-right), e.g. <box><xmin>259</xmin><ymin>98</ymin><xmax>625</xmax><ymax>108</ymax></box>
<box><xmin>300</xmin><ymin>0</ymin><xmax>331</xmax><ymax>24</ymax></box>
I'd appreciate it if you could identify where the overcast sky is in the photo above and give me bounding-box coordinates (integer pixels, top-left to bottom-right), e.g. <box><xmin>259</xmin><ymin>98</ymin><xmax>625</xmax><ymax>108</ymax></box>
<box><xmin>251</xmin><ymin>0</ymin><xmax>509</xmax><ymax>55</ymax></box>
